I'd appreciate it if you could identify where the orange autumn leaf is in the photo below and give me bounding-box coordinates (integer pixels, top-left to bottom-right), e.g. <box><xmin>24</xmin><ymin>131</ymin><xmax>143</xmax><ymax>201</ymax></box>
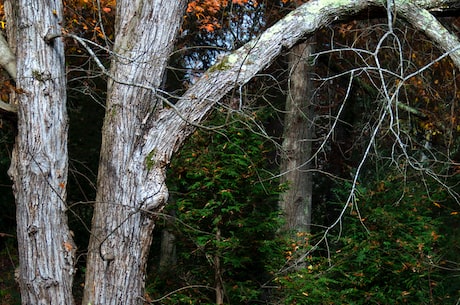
<box><xmin>200</xmin><ymin>23</ymin><xmax>217</xmax><ymax>32</ymax></box>
<box><xmin>63</xmin><ymin>241</ymin><xmax>74</xmax><ymax>252</ymax></box>
<box><xmin>431</xmin><ymin>231</ymin><xmax>440</xmax><ymax>241</ymax></box>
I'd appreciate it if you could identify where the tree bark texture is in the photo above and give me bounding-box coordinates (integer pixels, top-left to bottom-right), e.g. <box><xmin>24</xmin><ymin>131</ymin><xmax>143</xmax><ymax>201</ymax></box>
<box><xmin>214</xmin><ymin>228</ymin><xmax>224</xmax><ymax>305</ymax></box>
<box><xmin>0</xmin><ymin>6</ymin><xmax>17</xmax><ymax>113</ymax></box>
<box><xmin>6</xmin><ymin>0</ymin><xmax>76</xmax><ymax>304</ymax></box>
<box><xmin>279</xmin><ymin>40</ymin><xmax>315</xmax><ymax>232</ymax></box>
<box><xmin>397</xmin><ymin>2</ymin><xmax>460</xmax><ymax>68</ymax></box>
<box><xmin>82</xmin><ymin>1</ymin><xmax>188</xmax><ymax>304</ymax></box>
<box><xmin>158</xmin><ymin>228</ymin><xmax>177</xmax><ymax>272</ymax></box>
<box><xmin>0</xmin><ymin>33</ymin><xmax>16</xmax><ymax>80</ymax></box>
<box><xmin>158</xmin><ymin>210</ymin><xmax>177</xmax><ymax>272</ymax></box>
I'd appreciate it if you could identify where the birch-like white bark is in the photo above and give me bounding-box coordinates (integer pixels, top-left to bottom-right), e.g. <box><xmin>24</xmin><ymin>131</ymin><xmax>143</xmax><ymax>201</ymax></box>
<box><xmin>7</xmin><ymin>0</ymin><xmax>75</xmax><ymax>304</ymax></box>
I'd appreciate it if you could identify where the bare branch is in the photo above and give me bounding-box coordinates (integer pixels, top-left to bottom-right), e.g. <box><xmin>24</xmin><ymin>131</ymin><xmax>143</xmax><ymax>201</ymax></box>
<box><xmin>155</xmin><ymin>0</ymin><xmax>459</xmax><ymax>154</ymax></box>
<box><xmin>397</xmin><ymin>2</ymin><xmax>460</xmax><ymax>69</ymax></box>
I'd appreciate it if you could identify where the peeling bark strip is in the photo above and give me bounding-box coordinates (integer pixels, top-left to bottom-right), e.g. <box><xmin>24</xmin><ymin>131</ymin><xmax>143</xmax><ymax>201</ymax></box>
<box><xmin>7</xmin><ymin>0</ymin><xmax>75</xmax><ymax>304</ymax></box>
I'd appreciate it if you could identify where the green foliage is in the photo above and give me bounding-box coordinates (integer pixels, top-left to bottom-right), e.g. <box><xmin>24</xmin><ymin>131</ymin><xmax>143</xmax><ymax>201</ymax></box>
<box><xmin>0</xmin><ymin>239</ymin><xmax>20</xmax><ymax>305</ymax></box>
<box><xmin>275</xmin><ymin>171</ymin><xmax>460</xmax><ymax>304</ymax></box>
<box><xmin>0</xmin><ymin>127</ymin><xmax>16</xmax><ymax>305</ymax></box>
<box><xmin>149</xmin><ymin>110</ymin><xmax>283</xmax><ymax>303</ymax></box>
<box><xmin>0</xmin><ymin>126</ymin><xmax>15</xmax><ymax>237</ymax></box>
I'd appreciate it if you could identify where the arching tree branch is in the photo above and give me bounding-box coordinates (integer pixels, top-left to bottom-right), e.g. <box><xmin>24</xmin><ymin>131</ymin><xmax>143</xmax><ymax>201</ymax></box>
<box><xmin>155</xmin><ymin>0</ymin><xmax>460</xmax><ymax>156</ymax></box>
<box><xmin>397</xmin><ymin>2</ymin><xmax>460</xmax><ymax>68</ymax></box>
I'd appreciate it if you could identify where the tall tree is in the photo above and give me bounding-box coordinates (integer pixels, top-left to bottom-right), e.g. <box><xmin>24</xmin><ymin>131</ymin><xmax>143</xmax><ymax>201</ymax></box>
<box><xmin>81</xmin><ymin>2</ymin><xmax>188</xmax><ymax>304</ymax></box>
<box><xmin>279</xmin><ymin>39</ymin><xmax>315</xmax><ymax>232</ymax></box>
<box><xmin>1</xmin><ymin>0</ymin><xmax>459</xmax><ymax>304</ymax></box>
<box><xmin>4</xmin><ymin>0</ymin><xmax>76</xmax><ymax>304</ymax></box>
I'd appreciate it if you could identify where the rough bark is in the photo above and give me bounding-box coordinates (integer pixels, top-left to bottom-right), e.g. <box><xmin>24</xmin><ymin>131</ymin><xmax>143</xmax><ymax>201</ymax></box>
<box><xmin>153</xmin><ymin>0</ymin><xmax>460</xmax><ymax>158</ymax></box>
<box><xmin>6</xmin><ymin>0</ymin><xmax>76</xmax><ymax>304</ymax></box>
<box><xmin>279</xmin><ymin>40</ymin><xmax>315</xmax><ymax>232</ymax></box>
<box><xmin>82</xmin><ymin>1</ymin><xmax>188</xmax><ymax>304</ymax></box>
<box><xmin>158</xmin><ymin>228</ymin><xmax>177</xmax><ymax>271</ymax></box>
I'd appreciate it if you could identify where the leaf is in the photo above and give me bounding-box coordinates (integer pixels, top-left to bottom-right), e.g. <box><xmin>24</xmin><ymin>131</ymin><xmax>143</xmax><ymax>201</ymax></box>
<box><xmin>63</xmin><ymin>241</ymin><xmax>73</xmax><ymax>252</ymax></box>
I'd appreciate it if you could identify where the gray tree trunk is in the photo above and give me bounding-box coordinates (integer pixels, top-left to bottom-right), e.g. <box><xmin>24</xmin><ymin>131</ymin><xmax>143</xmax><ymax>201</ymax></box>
<box><xmin>158</xmin><ymin>210</ymin><xmax>177</xmax><ymax>272</ymax></box>
<box><xmin>5</xmin><ymin>0</ymin><xmax>76</xmax><ymax>304</ymax></box>
<box><xmin>279</xmin><ymin>40</ymin><xmax>315</xmax><ymax>232</ymax></box>
<box><xmin>81</xmin><ymin>1</ymin><xmax>188</xmax><ymax>304</ymax></box>
<box><xmin>159</xmin><ymin>228</ymin><xmax>177</xmax><ymax>271</ymax></box>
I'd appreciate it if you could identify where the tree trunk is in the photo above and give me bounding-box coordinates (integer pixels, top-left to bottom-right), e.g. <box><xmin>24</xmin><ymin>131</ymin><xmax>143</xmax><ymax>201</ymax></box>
<box><xmin>82</xmin><ymin>1</ymin><xmax>187</xmax><ymax>304</ymax></box>
<box><xmin>158</xmin><ymin>210</ymin><xmax>177</xmax><ymax>272</ymax></box>
<box><xmin>279</xmin><ymin>40</ymin><xmax>315</xmax><ymax>232</ymax></box>
<box><xmin>6</xmin><ymin>0</ymin><xmax>76</xmax><ymax>304</ymax></box>
<box><xmin>159</xmin><ymin>228</ymin><xmax>177</xmax><ymax>271</ymax></box>
<box><xmin>214</xmin><ymin>227</ymin><xmax>224</xmax><ymax>305</ymax></box>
